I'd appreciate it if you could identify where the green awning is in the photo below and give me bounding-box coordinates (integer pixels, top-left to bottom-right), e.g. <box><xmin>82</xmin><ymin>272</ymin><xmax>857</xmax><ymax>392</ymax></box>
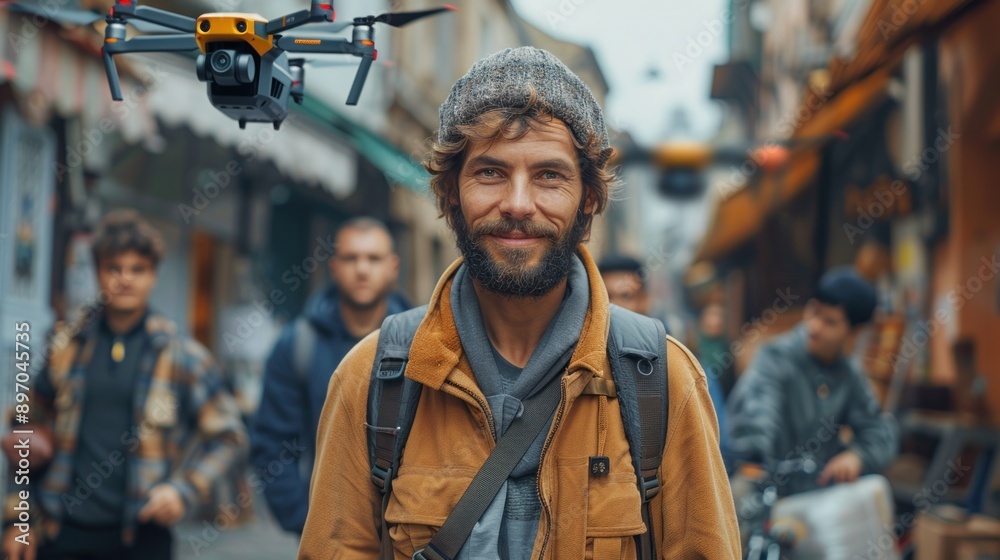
<box><xmin>296</xmin><ymin>97</ymin><xmax>429</xmax><ymax>193</ymax></box>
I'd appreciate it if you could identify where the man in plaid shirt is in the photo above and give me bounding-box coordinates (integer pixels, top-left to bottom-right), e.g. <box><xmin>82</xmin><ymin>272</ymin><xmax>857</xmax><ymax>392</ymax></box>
<box><xmin>2</xmin><ymin>210</ymin><xmax>248</xmax><ymax>560</ymax></box>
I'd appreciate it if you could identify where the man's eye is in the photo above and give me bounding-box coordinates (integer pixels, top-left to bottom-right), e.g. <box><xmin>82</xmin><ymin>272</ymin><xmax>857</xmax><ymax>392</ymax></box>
<box><xmin>541</xmin><ymin>171</ymin><xmax>564</xmax><ymax>180</ymax></box>
<box><xmin>479</xmin><ymin>169</ymin><xmax>498</xmax><ymax>178</ymax></box>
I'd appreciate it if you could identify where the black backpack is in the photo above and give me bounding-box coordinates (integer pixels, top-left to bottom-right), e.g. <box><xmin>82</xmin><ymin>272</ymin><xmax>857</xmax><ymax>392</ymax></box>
<box><xmin>366</xmin><ymin>304</ymin><xmax>669</xmax><ymax>560</ymax></box>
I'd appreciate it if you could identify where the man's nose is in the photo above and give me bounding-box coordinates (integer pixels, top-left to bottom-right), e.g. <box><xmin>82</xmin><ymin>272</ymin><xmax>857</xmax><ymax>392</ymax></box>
<box><xmin>355</xmin><ymin>258</ymin><xmax>373</xmax><ymax>275</ymax></box>
<box><xmin>497</xmin><ymin>174</ymin><xmax>536</xmax><ymax>220</ymax></box>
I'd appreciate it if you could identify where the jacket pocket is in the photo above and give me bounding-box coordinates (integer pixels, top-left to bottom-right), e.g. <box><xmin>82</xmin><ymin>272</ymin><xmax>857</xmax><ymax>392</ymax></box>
<box><xmin>585</xmin><ymin>470</ymin><xmax>647</xmax><ymax>560</ymax></box>
<box><xmin>552</xmin><ymin>456</ymin><xmax>589</xmax><ymax>559</ymax></box>
<box><xmin>384</xmin><ymin>464</ymin><xmax>477</xmax><ymax>557</ymax></box>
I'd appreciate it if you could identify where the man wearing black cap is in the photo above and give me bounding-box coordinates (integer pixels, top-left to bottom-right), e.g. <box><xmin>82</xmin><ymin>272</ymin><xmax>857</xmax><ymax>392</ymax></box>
<box><xmin>727</xmin><ymin>267</ymin><xmax>899</xmax><ymax>496</ymax></box>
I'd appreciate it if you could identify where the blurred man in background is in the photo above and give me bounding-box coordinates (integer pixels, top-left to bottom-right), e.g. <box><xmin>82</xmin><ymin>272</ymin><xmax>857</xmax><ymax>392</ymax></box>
<box><xmin>600</xmin><ymin>254</ymin><xmax>730</xmax><ymax>467</ymax></box>
<box><xmin>251</xmin><ymin>217</ymin><xmax>409</xmax><ymax>534</ymax></box>
<box><xmin>695</xmin><ymin>302</ymin><xmax>734</xmax><ymax>397</ymax></box>
<box><xmin>727</xmin><ymin>267</ymin><xmax>899</xmax><ymax>528</ymax></box>
<box><xmin>2</xmin><ymin>210</ymin><xmax>248</xmax><ymax>560</ymax></box>
<box><xmin>598</xmin><ymin>254</ymin><xmax>651</xmax><ymax>315</ymax></box>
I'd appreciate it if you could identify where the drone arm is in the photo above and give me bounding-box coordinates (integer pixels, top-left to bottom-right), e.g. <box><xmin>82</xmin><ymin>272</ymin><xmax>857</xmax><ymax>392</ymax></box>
<box><xmin>345</xmin><ymin>53</ymin><xmax>373</xmax><ymax>106</ymax></box>
<box><xmin>112</xmin><ymin>5</ymin><xmax>197</xmax><ymax>33</ymax></box>
<box><xmin>266</xmin><ymin>1</ymin><xmax>335</xmax><ymax>35</ymax></box>
<box><xmin>266</xmin><ymin>10</ymin><xmax>311</xmax><ymax>35</ymax></box>
<box><xmin>100</xmin><ymin>34</ymin><xmax>196</xmax><ymax>99</ymax></box>
<box><xmin>103</xmin><ymin>34</ymin><xmax>200</xmax><ymax>54</ymax></box>
<box><xmin>102</xmin><ymin>48</ymin><xmax>123</xmax><ymax>101</ymax></box>
<box><xmin>275</xmin><ymin>36</ymin><xmax>355</xmax><ymax>54</ymax></box>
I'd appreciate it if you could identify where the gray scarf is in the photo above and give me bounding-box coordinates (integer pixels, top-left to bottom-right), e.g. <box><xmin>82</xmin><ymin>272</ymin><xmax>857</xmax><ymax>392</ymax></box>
<box><xmin>448</xmin><ymin>254</ymin><xmax>590</xmax><ymax>560</ymax></box>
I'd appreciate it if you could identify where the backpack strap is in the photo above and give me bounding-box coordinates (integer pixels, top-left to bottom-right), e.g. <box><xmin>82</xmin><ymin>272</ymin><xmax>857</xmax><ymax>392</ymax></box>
<box><xmin>292</xmin><ymin>316</ymin><xmax>316</xmax><ymax>385</ymax></box>
<box><xmin>364</xmin><ymin>304</ymin><xmax>668</xmax><ymax>559</ymax></box>
<box><xmin>365</xmin><ymin>305</ymin><xmax>428</xmax><ymax>560</ymax></box>
<box><xmin>607</xmin><ymin>304</ymin><xmax>668</xmax><ymax>560</ymax></box>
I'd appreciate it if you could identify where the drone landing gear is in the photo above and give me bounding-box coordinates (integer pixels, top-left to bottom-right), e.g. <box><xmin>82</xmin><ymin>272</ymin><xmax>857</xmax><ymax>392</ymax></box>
<box><xmin>273</xmin><ymin>121</ymin><xmax>282</xmax><ymax>131</ymax></box>
<box><xmin>239</xmin><ymin>119</ymin><xmax>247</xmax><ymax>130</ymax></box>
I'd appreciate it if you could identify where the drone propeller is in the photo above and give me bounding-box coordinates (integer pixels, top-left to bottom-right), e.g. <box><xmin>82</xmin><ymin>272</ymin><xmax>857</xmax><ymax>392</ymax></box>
<box><xmin>1</xmin><ymin>1</ymin><xmax>174</xmax><ymax>33</ymax></box>
<box><xmin>317</xmin><ymin>5</ymin><xmax>457</xmax><ymax>33</ymax></box>
<box><xmin>2</xmin><ymin>0</ymin><xmax>103</xmax><ymax>26</ymax></box>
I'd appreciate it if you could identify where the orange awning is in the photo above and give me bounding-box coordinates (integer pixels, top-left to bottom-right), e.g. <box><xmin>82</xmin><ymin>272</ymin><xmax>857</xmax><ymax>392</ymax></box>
<box><xmin>694</xmin><ymin>0</ymin><xmax>988</xmax><ymax>265</ymax></box>
<box><xmin>695</xmin><ymin>68</ymin><xmax>892</xmax><ymax>262</ymax></box>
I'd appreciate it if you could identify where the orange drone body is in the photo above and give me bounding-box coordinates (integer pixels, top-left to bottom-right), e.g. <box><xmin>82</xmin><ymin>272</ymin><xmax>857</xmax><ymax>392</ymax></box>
<box><xmin>195</xmin><ymin>13</ymin><xmax>272</xmax><ymax>56</ymax></box>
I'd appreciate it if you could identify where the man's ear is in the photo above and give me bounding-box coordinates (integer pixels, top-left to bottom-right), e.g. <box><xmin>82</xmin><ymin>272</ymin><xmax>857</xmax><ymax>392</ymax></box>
<box><xmin>390</xmin><ymin>254</ymin><xmax>400</xmax><ymax>279</ymax></box>
<box><xmin>582</xmin><ymin>187</ymin><xmax>598</xmax><ymax>216</ymax></box>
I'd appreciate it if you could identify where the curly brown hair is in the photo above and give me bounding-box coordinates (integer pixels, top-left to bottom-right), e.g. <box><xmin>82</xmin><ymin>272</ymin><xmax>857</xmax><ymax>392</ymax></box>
<box><xmin>423</xmin><ymin>89</ymin><xmax>616</xmax><ymax>239</ymax></box>
<box><xmin>91</xmin><ymin>210</ymin><xmax>166</xmax><ymax>267</ymax></box>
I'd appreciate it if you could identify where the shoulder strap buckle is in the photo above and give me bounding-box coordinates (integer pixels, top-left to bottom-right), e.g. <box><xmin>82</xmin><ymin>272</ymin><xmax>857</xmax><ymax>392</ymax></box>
<box><xmin>371</xmin><ymin>463</ymin><xmax>393</xmax><ymax>493</ymax></box>
<box><xmin>376</xmin><ymin>357</ymin><xmax>407</xmax><ymax>380</ymax></box>
<box><xmin>640</xmin><ymin>474</ymin><xmax>661</xmax><ymax>502</ymax></box>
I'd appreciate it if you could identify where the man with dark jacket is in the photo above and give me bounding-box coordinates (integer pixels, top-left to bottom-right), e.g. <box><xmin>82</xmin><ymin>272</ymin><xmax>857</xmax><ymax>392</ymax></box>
<box><xmin>251</xmin><ymin>217</ymin><xmax>409</xmax><ymax>534</ymax></box>
<box><xmin>727</xmin><ymin>267</ymin><xmax>899</xmax><ymax>497</ymax></box>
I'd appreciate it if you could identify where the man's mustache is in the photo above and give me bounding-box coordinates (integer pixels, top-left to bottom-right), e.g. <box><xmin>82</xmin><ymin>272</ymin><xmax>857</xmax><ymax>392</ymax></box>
<box><xmin>472</xmin><ymin>219</ymin><xmax>559</xmax><ymax>241</ymax></box>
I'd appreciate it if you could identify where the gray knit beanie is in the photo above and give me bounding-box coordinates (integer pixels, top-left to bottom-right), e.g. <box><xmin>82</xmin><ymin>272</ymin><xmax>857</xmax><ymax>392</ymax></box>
<box><xmin>438</xmin><ymin>47</ymin><xmax>611</xmax><ymax>165</ymax></box>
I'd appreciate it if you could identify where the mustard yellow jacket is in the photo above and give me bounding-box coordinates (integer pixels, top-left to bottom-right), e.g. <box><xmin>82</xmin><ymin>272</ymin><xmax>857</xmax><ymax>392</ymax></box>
<box><xmin>299</xmin><ymin>246</ymin><xmax>740</xmax><ymax>559</ymax></box>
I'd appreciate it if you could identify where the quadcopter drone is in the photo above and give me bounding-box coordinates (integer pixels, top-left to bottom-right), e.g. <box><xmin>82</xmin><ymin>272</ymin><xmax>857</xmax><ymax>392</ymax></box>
<box><xmin>4</xmin><ymin>0</ymin><xmax>455</xmax><ymax>129</ymax></box>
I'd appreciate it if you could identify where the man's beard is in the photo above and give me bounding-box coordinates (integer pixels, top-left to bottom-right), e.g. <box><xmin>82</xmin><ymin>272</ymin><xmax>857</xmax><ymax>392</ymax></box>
<box><xmin>451</xmin><ymin>207</ymin><xmax>587</xmax><ymax>298</ymax></box>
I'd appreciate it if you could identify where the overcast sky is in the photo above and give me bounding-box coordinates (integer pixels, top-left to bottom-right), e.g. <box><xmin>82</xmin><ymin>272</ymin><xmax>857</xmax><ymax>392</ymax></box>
<box><xmin>509</xmin><ymin>0</ymin><xmax>730</xmax><ymax>146</ymax></box>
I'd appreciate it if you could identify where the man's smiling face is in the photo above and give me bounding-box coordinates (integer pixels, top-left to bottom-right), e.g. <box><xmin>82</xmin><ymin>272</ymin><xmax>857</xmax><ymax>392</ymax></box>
<box><xmin>452</xmin><ymin>117</ymin><xmax>595</xmax><ymax>297</ymax></box>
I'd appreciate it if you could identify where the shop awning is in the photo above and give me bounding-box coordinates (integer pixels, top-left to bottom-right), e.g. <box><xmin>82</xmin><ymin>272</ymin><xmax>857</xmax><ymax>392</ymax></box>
<box><xmin>139</xmin><ymin>51</ymin><xmax>430</xmax><ymax>196</ymax></box>
<box><xmin>694</xmin><ymin>0</ymin><xmax>989</xmax><ymax>265</ymax></box>
<box><xmin>695</xmin><ymin>67</ymin><xmax>892</xmax><ymax>262</ymax></box>
<box><xmin>825</xmin><ymin>0</ymin><xmax>985</xmax><ymax>95</ymax></box>
<box><xmin>0</xmin><ymin>10</ymin><xmax>155</xmax><ymax>143</ymax></box>
<box><xmin>295</xmin><ymin>96</ymin><xmax>430</xmax><ymax>193</ymax></box>
<box><xmin>133</xmin><ymin>53</ymin><xmax>360</xmax><ymax>198</ymax></box>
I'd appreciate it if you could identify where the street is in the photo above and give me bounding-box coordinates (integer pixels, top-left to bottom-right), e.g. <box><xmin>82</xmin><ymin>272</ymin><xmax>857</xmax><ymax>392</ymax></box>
<box><xmin>174</xmin><ymin>504</ymin><xmax>299</xmax><ymax>560</ymax></box>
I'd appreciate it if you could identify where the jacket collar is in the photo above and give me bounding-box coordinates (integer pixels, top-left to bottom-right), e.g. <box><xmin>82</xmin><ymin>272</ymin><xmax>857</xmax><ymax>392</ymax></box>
<box><xmin>406</xmin><ymin>244</ymin><xmax>611</xmax><ymax>390</ymax></box>
<box><xmin>69</xmin><ymin>306</ymin><xmax>175</xmax><ymax>350</ymax></box>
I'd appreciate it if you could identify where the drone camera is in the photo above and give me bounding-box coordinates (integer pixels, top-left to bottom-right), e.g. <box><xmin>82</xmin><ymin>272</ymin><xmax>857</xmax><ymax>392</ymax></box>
<box><xmin>197</xmin><ymin>49</ymin><xmax>256</xmax><ymax>86</ymax></box>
